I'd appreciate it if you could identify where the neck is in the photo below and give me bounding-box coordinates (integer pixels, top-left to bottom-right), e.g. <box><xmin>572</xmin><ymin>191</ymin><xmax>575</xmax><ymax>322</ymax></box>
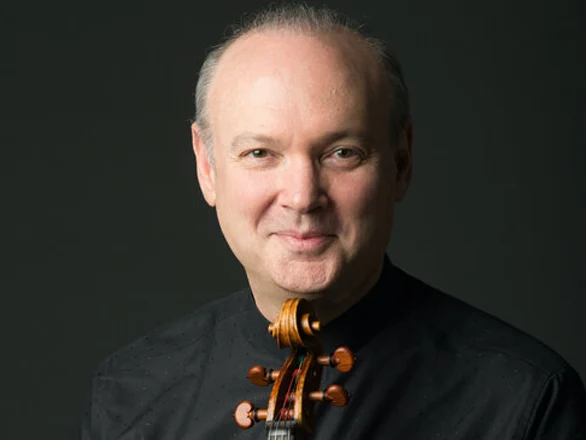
<box><xmin>249</xmin><ymin>257</ymin><xmax>385</xmax><ymax>325</ymax></box>
<box><xmin>266</xmin><ymin>420</ymin><xmax>300</xmax><ymax>440</ymax></box>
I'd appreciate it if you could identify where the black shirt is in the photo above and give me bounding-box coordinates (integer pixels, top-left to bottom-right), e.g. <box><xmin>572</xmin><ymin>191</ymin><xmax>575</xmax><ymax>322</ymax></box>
<box><xmin>81</xmin><ymin>259</ymin><xmax>586</xmax><ymax>439</ymax></box>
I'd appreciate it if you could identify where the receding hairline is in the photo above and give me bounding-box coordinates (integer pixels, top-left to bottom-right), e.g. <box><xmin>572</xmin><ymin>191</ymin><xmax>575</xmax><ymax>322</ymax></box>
<box><xmin>209</xmin><ymin>26</ymin><xmax>388</xmax><ymax>102</ymax></box>
<box><xmin>193</xmin><ymin>4</ymin><xmax>411</xmax><ymax>165</ymax></box>
<box><xmin>217</xmin><ymin>24</ymin><xmax>383</xmax><ymax>68</ymax></box>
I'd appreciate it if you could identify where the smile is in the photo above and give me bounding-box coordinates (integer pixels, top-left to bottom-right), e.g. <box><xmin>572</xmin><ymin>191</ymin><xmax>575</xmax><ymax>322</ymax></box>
<box><xmin>274</xmin><ymin>232</ymin><xmax>335</xmax><ymax>252</ymax></box>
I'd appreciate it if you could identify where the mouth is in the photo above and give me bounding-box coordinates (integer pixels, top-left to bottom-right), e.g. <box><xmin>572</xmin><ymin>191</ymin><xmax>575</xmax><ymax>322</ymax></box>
<box><xmin>274</xmin><ymin>231</ymin><xmax>335</xmax><ymax>252</ymax></box>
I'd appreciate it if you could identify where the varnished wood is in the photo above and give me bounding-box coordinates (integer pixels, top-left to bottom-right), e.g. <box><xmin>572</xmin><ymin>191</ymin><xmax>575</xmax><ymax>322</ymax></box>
<box><xmin>317</xmin><ymin>346</ymin><xmax>355</xmax><ymax>373</ymax></box>
<box><xmin>248</xmin><ymin>366</ymin><xmax>280</xmax><ymax>386</ymax></box>
<box><xmin>234</xmin><ymin>401</ymin><xmax>268</xmax><ymax>429</ymax></box>
<box><xmin>309</xmin><ymin>385</ymin><xmax>348</xmax><ymax>406</ymax></box>
<box><xmin>235</xmin><ymin>298</ymin><xmax>355</xmax><ymax>439</ymax></box>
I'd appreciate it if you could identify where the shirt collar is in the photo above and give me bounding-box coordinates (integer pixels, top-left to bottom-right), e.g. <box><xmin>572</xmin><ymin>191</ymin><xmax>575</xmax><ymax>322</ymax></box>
<box><xmin>239</xmin><ymin>255</ymin><xmax>408</xmax><ymax>359</ymax></box>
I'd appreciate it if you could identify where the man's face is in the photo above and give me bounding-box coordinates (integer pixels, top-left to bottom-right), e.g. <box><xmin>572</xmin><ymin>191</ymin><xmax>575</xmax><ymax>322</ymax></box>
<box><xmin>193</xmin><ymin>31</ymin><xmax>411</xmax><ymax>301</ymax></box>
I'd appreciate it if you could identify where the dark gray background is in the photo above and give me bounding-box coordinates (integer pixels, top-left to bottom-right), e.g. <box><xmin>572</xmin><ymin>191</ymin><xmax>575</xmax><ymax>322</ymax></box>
<box><xmin>3</xmin><ymin>0</ymin><xmax>585</xmax><ymax>438</ymax></box>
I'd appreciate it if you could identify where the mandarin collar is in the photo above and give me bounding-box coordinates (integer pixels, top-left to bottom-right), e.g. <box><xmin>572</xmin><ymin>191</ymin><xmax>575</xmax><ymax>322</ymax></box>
<box><xmin>239</xmin><ymin>255</ymin><xmax>407</xmax><ymax>359</ymax></box>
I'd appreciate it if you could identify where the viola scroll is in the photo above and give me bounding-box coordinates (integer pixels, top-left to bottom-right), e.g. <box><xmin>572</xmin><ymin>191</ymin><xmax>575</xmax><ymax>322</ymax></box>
<box><xmin>234</xmin><ymin>298</ymin><xmax>355</xmax><ymax>439</ymax></box>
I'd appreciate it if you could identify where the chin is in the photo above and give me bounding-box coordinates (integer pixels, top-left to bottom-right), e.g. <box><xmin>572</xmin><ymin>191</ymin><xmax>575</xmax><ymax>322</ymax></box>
<box><xmin>268</xmin><ymin>257</ymin><xmax>342</xmax><ymax>294</ymax></box>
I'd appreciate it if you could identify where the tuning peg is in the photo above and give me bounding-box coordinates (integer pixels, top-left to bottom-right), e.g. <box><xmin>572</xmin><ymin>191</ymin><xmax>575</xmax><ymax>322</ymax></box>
<box><xmin>317</xmin><ymin>346</ymin><xmax>355</xmax><ymax>373</ymax></box>
<box><xmin>247</xmin><ymin>366</ymin><xmax>280</xmax><ymax>386</ymax></box>
<box><xmin>234</xmin><ymin>401</ymin><xmax>268</xmax><ymax>429</ymax></box>
<box><xmin>300</xmin><ymin>313</ymin><xmax>320</xmax><ymax>335</ymax></box>
<box><xmin>309</xmin><ymin>384</ymin><xmax>349</xmax><ymax>407</ymax></box>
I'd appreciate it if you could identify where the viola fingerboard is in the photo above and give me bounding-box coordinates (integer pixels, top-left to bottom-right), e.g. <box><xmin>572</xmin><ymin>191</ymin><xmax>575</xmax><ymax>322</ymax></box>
<box><xmin>266</xmin><ymin>420</ymin><xmax>300</xmax><ymax>440</ymax></box>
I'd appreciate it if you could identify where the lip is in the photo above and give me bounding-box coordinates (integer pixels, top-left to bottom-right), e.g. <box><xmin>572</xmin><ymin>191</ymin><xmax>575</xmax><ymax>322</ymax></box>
<box><xmin>274</xmin><ymin>230</ymin><xmax>334</xmax><ymax>252</ymax></box>
<box><xmin>277</xmin><ymin>230</ymin><xmax>332</xmax><ymax>239</ymax></box>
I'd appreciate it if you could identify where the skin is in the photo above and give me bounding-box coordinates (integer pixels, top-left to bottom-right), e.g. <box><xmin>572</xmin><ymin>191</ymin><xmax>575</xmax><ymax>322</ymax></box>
<box><xmin>192</xmin><ymin>29</ymin><xmax>413</xmax><ymax>323</ymax></box>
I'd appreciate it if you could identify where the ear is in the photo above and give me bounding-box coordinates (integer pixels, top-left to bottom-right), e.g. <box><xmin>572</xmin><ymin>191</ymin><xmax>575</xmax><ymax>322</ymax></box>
<box><xmin>191</xmin><ymin>122</ymin><xmax>217</xmax><ymax>207</ymax></box>
<box><xmin>394</xmin><ymin>120</ymin><xmax>413</xmax><ymax>202</ymax></box>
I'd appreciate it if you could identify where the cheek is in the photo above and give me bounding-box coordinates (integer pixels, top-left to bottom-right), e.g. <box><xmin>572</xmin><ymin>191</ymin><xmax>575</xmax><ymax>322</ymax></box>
<box><xmin>330</xmin><ymin>170</ymin><xmax>394</xmax><ymax>239</ymax></box>
<box><xmin>215</xmin><ymin>169</ymin><xmax>275</xmax><ymax>229</ymax></box>
<box><xmin>333</xmin><ymin>171</ymin><xmax>387</xmax><ymax>215</ymax></box>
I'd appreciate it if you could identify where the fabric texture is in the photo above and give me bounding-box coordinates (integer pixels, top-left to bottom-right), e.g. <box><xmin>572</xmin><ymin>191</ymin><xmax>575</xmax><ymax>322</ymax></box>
<box><xmin>81</xmin><ymin>258</ymin><xmax>586</xmax><ymax>439</ymax></box>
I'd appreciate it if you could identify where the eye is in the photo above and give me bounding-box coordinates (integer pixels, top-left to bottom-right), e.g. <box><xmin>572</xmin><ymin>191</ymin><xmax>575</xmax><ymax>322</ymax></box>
<box><xmin>247</xmin><ymin>149</ymin><xmax>269</xmax><ymax>158</ymax></box>
<box><xmin>332</xmin><ymin>148</ymin><xmax>358</xmax><ymax>159</ymax></box>
<box><xmin>239</xmin><ymin>148</ymin><xmax>278</xmax><ymax>169</ymax></box>
<box><xmin>323</xmin><ymin>147</ymin><xmax>365</xmax><ymax>168</ymax></box>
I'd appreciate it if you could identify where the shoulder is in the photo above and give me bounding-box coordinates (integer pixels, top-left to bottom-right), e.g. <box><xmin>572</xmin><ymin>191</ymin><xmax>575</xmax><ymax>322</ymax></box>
<box><xmin>394</xmin><ymin>267</ymin><xmax>586</xmax><ymax>436</ymax></box>
<box><xmin>81</xmin><ymin>289</ymin><xmax>252</xmax><ymax>438</ymax></box>
<box><xmin>396</xmin><ymin>266</ymin><xmax>572</xmax><ymax>377</ymax></box>
<box><xmin>95</xmin><ymin>288</ymin><xmax>251</xmax><ymax>374</ymax></box>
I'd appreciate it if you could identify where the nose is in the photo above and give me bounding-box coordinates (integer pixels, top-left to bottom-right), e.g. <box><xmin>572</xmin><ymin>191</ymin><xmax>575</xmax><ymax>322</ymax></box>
<box><xmin>278</xmin><ymin>157</ymin><xmax>328</xmax><ymax>214</ymax></box>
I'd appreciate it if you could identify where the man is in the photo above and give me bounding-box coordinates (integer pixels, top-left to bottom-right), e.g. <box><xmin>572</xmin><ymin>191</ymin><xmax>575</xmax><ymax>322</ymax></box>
<box><xmin>81</xmin><ymin>4</ymin><xmax>586</xmax><ymax>439</ymax></box>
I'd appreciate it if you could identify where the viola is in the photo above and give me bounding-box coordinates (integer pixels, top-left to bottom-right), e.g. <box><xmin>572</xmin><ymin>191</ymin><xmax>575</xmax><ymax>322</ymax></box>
<box><xmin>234</xmin><ymin>298</ymin><xmax>355</xmax><ymax>439</ymax></box>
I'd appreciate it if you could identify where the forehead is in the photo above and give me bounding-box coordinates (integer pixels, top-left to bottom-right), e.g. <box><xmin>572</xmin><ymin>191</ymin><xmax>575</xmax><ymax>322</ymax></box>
<box><xmin>218</xmin><ymin>29</ymin><xmax>376</xmax><ymax>81</ymax></box>
<box><xmin>207</xmin><ymin>30</ymin><xmax>388</xmax><ymax>144</ymax></box>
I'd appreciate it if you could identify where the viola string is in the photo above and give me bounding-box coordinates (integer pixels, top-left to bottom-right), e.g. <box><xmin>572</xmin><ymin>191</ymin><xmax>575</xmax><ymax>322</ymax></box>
<box><xmin>277</xmin><ymin>355</ymin><xmax>304</xmax><ymax>421</ymax></box>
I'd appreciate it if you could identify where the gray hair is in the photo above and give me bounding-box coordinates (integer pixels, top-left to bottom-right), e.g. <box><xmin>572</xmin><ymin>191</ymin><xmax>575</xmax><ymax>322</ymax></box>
<box><xmin>193</xmin><ymin>2</ymin><xmax>410</xmax><ymax>165</ymax></box>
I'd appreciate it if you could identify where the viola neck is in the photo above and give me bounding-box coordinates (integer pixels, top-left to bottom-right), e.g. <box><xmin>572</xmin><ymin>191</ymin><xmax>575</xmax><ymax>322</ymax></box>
<box><xmin>266</xmin><ymin>420</ymin><xmax>302</xmax><ymax>440</ymax></box>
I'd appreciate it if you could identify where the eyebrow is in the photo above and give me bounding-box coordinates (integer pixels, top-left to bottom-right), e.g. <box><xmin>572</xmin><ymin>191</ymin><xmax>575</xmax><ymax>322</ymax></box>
<box><xmin>229</xmin><ymin>132</ymin><xmax>280</xmax><ymax>153</ymax></box>
<box><xmin>229</xmin><ymin>129</ymin><xmax>372</xmax><ymax>153</ymax></box>
<box><xmin>317</xmin><ymin>130</ymin><xmax>373</xmax><ymax>147</ymax></box>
